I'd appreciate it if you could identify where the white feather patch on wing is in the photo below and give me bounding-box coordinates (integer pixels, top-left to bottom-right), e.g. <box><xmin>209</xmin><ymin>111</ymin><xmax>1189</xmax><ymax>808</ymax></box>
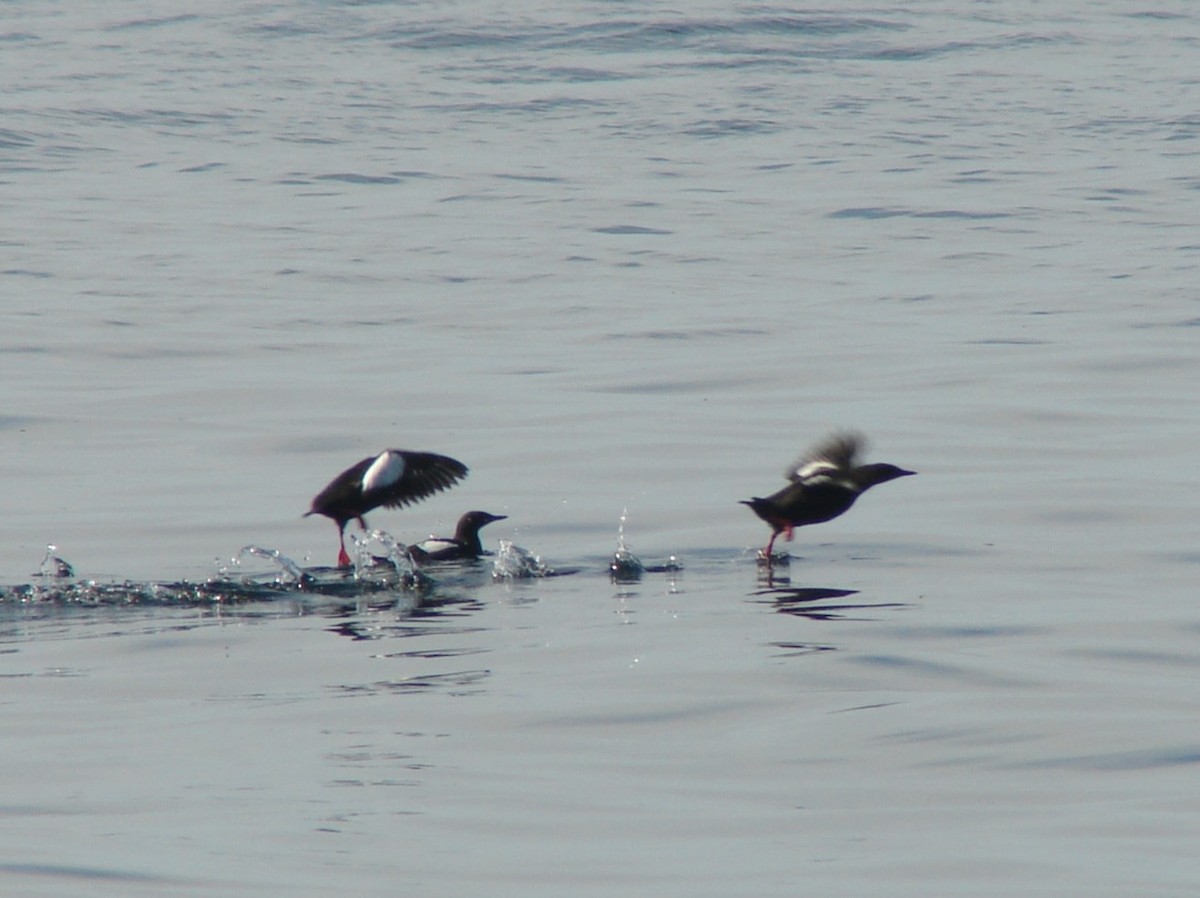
<box><xmin>415</xmin><ymin>538</ymin><xmax>458</xmax><ymax>554</ymax></box>
<box><xmin>362</xmin><ymin>450</ymin><xmax>406</xmax><ymax>492</ymax></box>
<box><xmin>793</xmin><ymin>459</ymin><xmax>840</xmax><ymax>482</ymax></box>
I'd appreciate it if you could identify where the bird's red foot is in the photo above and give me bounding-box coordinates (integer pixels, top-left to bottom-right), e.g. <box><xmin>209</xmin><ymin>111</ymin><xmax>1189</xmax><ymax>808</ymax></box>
<box><xmin>337</xmin><ymin>548</ymin><xmax>351</xmax><ymax>568</ymax></box>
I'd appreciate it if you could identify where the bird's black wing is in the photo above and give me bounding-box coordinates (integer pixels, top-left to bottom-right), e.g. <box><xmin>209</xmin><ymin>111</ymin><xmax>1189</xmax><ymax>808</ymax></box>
<box><xmin>373</xmin><ymin>450</ymin><xmax>468</xmax><ymax>509</ymax></box>
<box><xmin>785</xmin><ymin>431</ymin><xmax>865</xmax><ymax>483</ymax></box>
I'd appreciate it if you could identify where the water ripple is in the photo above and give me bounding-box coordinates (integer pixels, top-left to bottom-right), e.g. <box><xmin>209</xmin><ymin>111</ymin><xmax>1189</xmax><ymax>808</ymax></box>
<box><xmin>1009</xmin><ymin>746</ymin><xmax>1200</xmax><ymax>772</ymax></box>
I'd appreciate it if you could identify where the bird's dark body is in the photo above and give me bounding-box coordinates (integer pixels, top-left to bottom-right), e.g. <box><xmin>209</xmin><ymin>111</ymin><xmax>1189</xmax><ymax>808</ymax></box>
<box><xmin>742</xmin><ymin>433</ymin><xmax>914</xmax><ymax>560</ymax></box>
<box><xmin>306</xmin><ymin>449</ymin><xmax>468</xmax><ymax>566</ymax></box>
<box><xmin>408</xmin><ymin>510</ymin><xmax>507</xmax><ymax>563</ymax></box>
<box><xmin>307</xmin><ymin>456</ymin><xmax>377</xmax><ymax>526</ymax></box>
<box><xmin>742</xmin><ymin>482</ymin><xmax>859</xmax><ymax>530</ymax></box>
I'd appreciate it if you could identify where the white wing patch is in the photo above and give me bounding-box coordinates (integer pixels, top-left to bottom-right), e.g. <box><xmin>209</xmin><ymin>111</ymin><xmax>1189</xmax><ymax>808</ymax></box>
<box><xmin>794</xmin><ymin>459</ymin><xmax>839</xmax><ymax>482</ymax></box>
<box><xmin>362</xmin><ymin>450</ymin><xmax>406</xmax><ymax>492</ymax></box>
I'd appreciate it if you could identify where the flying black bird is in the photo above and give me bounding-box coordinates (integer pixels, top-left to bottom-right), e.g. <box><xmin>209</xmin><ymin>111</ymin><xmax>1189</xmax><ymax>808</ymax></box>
<box><xmin>306</xmin><ymin>449</ymin><xmax>467</xmax><ymax>567</ymax></box>
<box><xmin>741</xmin><ymin>432</ymin><xmax>914</xmax><ymax>560</ymax></box>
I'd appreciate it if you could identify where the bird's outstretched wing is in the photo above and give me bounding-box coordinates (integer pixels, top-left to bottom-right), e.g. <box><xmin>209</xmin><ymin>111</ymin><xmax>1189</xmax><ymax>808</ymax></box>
<box><xmin>785</xmin><ymin>431</ymin><xmax>865</xmax><ymax>483</ymax></box>
<box><xmin>366</xmin><ymin>449</ymin><xmax>469</xmax><ymax>508</ymax></box>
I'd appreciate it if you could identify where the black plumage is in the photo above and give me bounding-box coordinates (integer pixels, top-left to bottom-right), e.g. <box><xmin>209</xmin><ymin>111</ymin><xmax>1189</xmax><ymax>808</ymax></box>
<box><xmin>305</xmin><ymin>449</ymin><xmax>468</xmax><ymax>567</ymax></box>
<box><xmin>741</xmin><ymin>432</ymin><xmax>914</xmax><ymax>560</ymax></box>
<box><xmin>408</xmin><ymin>510</ymin><xmax>507</xmax><ymax>562</ymax></box>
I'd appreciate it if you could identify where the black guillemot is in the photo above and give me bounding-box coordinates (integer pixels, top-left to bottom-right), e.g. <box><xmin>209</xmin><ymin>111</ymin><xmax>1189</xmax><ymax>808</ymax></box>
<box><xmin>407</xmin><ymin>510</ymin><xmax>508</xmax><ymax>562</ymax></box>
<box><xmin>741</xmin><ymin>432</ymin><xmax>914</xmax><ymax>560</ymax></box>
<box><xmin>305</xmin><ymin>449</ymin><xmax>468</xmax><ymax>567</ymax></box>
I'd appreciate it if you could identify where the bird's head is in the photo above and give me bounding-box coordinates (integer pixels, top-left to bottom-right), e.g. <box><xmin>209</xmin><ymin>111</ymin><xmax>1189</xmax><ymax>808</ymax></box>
<box><xmin>856</xmin><ymin>463</ymin><xmax>916</xmax><ymax>489</ymax></box>
<box><xmin>455</xmin><ymin>510</ymin><xmax>507</xmax><ymax>537</ymax></box>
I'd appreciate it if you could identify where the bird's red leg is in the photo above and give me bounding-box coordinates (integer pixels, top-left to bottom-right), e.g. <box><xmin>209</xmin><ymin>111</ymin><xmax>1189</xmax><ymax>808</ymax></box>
<box><xmin>784</xmin><ymin>525</ymin><xmax>795</xmax><ymax>542</ymax></box>
<box><xmin>764</xmin><ymin>530</ymin><xmax>779</xmax><ymax>559</ymax></box>
<box><xmin>337</xmin><ymin>524</ymin><xmax>351</xmax><ymax>568</ymax></box>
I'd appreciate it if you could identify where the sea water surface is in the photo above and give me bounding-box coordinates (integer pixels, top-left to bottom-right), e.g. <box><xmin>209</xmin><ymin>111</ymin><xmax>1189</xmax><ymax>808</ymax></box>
<box><xmin>3</xmin><ymin>2</ymin><xmax>1199</xmax><ymax>895</ymax></box>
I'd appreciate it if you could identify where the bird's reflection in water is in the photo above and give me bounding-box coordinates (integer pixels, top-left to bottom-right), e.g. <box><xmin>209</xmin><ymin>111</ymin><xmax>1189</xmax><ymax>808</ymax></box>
<box><xmin>749</xmin><ymin>582</ymin><xmax>909</xmax><ymax>621</ymax></box>
<box><xmin>767</xmin><ymin>641</ymin><xmax>837</xmax><ymax>658</ymax></box>
<box><xmin>754</xmin><ymin>585</ymin><xmax>859</xmax><ymax>620</ymax></box>
<box><xmin>325</xmin><ymin>592</ymin><xmax>487</xmax><ymax>641</ymax></box>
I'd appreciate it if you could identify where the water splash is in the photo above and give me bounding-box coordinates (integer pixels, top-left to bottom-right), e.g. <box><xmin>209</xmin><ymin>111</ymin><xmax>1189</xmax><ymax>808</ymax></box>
<box><xmin>609</xmin><ymin>547</ymin><xmax>645</xmax><ymax>581</ymax></box>
<box><xmin>492</xmin><ymin>540</ymin><xmax>550</xmax><ymax>580</ymax></box>
<box><xmin>0</xmin><ymin>576</ymin><xmax>298</xmax><ymax>607</ymax></box>
<box><xmin>37</xmin><ymin>544</ymin><xmax>75</xmax><ymax>580</ymax></box>
<box><xmin>608</xmin><ymin>511</ymin><xmax>682</xmax><ymax>583</ymax></box>
<box><xmin>1</xmin><ymin>544</ymin><xmax>80</xmax><ymax>603</ymax></box>
<box><xmin>349</xmin><ymin>529</ymin><xmax>432</xmax><ymax>591</ymax></box>
<box><xmin>611</xmin><ymin>509</ymin><xmax>645</xmax><ymax>582</ymax></box>
<box><xmin>232</xmin><ymin>545</ymin><xmax>306</xmax><ymax>585</ymax></box>
<box><xmin>1</xmin><ymin>540</ymin><xmax>433</xmax><ymax>607</ymax></box>
<box><xmin>609</xmin><ymin>509</ymin><xmax>648</xmax><ymax>578</ymax></box>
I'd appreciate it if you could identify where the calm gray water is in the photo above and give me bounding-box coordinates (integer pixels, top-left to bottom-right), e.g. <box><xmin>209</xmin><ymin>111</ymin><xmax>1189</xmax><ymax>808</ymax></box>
<box><xmin>3</xmin><ymin>2</ymin><xmax>1200</xmax><ymax>895</ymax></box>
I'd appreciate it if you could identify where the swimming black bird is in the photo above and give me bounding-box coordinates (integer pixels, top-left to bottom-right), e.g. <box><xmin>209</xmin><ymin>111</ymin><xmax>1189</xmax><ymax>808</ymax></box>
<box><xmin>408</xmin><ymin>510</ymin><xmax>508</xmax><ymax>562</ymax></box>
<box><xmin>741</xmin><ymin>432</ymin><xmax>914</xmax><ymax>560</ymax></box>
<box><xmin>305</xmin><ymin>449</ymin><xmax>468</xmax><ymax>567</ymax></box>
